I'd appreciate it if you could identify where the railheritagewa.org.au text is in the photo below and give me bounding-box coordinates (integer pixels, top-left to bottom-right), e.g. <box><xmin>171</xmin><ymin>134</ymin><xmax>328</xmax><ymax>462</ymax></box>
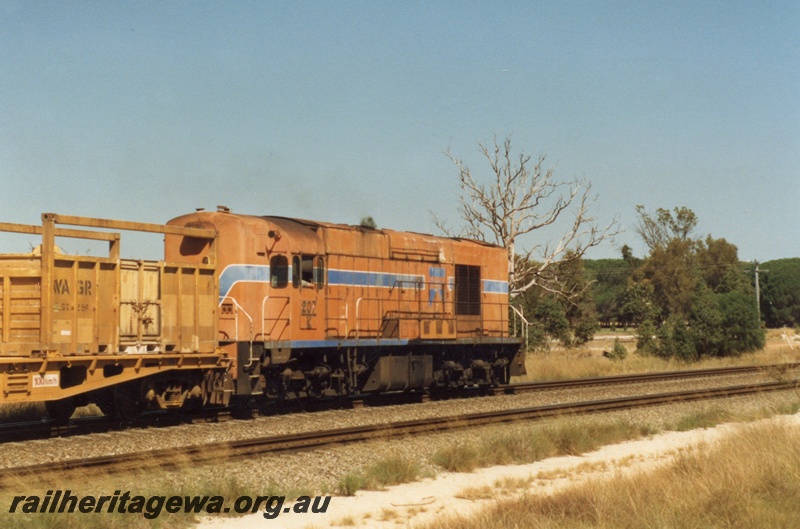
<box><xmin>8</xmin><ymin>490</ymin><xmax>331</xmax><ymax>520</ymax></box>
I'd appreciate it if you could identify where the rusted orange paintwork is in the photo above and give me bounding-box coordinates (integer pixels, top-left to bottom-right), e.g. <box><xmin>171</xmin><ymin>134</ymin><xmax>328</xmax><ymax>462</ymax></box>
<box><xmin>165</xmin><ymin>208</ymin><xmax>511</xmax><ymax>347</ymax></box>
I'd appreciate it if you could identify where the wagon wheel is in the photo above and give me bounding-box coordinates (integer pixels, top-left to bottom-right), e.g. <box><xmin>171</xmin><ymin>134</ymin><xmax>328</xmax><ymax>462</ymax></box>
<box><xmin>94</xmin><ymin>384</ymin><xmax>145</xmax><ymax>423</ymax></box>
<box><xmin>112</xmin><ymin>384</ymin><xmax>146</xmax><ymax>422</ymax></box>
<box><xmin>93</xmin><ymin>390</ymin><xmax>116</xmax><ymax>417</ymax></box>
<box><xmin>181</xmin><ymin>376</ymin><xmax>208</xmax><ymax>412</ymax></box>
<box><xmin>45</xmin><ymin>397</ymin><xmax>77</xmax><ymax>423</ymax></box>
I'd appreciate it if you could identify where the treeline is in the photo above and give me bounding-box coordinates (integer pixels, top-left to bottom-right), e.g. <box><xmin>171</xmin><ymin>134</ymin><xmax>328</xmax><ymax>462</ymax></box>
<box><xmin>513</xmin><ymin>207</ymin><xmax>798</xmax><ymax>360</ymax></box>
<box><xmin>587</xmin><ymin>257</ymin><xmax>800</xmax><ymax>332</ymax></box>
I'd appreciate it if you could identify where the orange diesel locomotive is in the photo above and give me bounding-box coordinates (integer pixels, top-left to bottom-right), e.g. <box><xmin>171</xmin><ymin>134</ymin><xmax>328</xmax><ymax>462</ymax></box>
<box><xmin>0</xmin><ymin>208</ymin><xmax>523</xmax><ymax>420</ymax></box>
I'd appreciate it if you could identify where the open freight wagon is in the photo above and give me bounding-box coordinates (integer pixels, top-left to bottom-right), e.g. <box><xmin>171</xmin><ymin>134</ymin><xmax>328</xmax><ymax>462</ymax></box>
<box><xmin>0</xmin><ymin>214</ymin><xmax>231</xmax><ymax>421</ymax></box>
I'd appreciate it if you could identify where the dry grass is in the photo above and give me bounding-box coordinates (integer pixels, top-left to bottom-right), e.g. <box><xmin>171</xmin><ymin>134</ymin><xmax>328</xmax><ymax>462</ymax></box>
<box><xmin>457</xmin><ymin>476</ymin><xmax>535</xmax><ymax>501</ymax></box>
<box><xmin>333</xmin><ymin>515</ymin><xmax>357</xmax><ymax>526</ymax></box>
<box><xmin>432</xmin><ymin>417</ymin><xmax>654</xmax><ymax>473</ymax></box>
<box><xmin>0</xmin><ymin>402</ymin><xmax>102</xmax><ymax>423</ymax></box>
<box><xmin>423</xmin><ymin>418</ymin><xmax>800</xmax><ymax>529</ymax></box>
<box><xmin>0</xmin><ymin>402</ymin><xmax>46</xmax><ymax>422</ymax></box>
<box><xmin>335</xmin><ymin>454</ymin><xmax>426</xmax><ymax>496</ymax></box>
<box><xmin>378</xmin><ymin>507</ymin><xmax>398</xmax><ymax>522</ymax></box>
<box><xmin>514</xmin><ymin>327</ymin><xmax>800</xmax><ymax>383</ymax></box>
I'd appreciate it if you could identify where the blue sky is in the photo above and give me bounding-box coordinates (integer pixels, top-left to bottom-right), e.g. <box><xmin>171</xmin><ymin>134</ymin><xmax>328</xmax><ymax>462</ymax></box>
<box><xmin>1</xmin><ymin>1</ymin><xmax>798</xmax><ymax>261</ymax></box>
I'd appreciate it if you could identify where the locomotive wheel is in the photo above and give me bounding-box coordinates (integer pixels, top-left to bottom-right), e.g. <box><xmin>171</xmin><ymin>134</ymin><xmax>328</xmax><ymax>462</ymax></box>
<box><xmin>230</xmin><ymin>396</ymin><xmax>254</xmax><ymax>419</ymax></box>
<box><xmin>45</xmin><ymin>397</ymin><xmax>77</xmax><ymax>423</ymax></box>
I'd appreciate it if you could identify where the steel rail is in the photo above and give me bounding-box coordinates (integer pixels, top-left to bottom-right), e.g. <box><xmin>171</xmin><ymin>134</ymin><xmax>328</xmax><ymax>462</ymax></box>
<box><xmin>2</xmin><ymin>378</ymin><xmax>797</xmax><ymax>483</ymax></box>
<box><xmin>505</xmin><ymin>363</ymin><xmax>800</xmax><ymax>393</ymax></box>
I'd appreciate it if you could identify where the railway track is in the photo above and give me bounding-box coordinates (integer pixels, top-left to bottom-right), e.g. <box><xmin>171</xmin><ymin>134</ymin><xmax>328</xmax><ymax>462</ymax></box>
<box><xmin>505</xmin><ymin>363</ymin><xmax>800</xmax><ymax>393</ymax></box>
<box><xmin>2</xmin><ymin>374</ymin><xmax>797</xmax><ymax>484</ymax></box>
<box><xmin>0</xmin><ymin>408</ymin><xmax>222</xmax><ymax>443</ymax></box>
<box><xmin>1</xmin><ymin>363</ymin><xmax>797</xmax><ymax>443</ymax></box>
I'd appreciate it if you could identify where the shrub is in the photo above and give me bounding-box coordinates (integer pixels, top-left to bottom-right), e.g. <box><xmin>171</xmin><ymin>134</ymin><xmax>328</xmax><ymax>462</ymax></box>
<box><xmin>636</xmin><ymin>319</ymin><xmax>657</xmax><ymax>353</ymax></box>
<box><xmin>656</xmin><ymin>315</ymin><xmax>697</xmax><ymax>361</ymax></box>
<box><xmin>604</xmin><ymin>338</ymin><xmax>627</xmax><ymax>361</ymax></box>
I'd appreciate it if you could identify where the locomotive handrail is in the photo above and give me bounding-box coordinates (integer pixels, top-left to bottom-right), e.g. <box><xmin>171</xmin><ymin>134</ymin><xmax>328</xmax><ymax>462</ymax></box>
<box><xmin>219</xmin><ymin>296</ymin><xmax>253</xmax><ymax>343</ymax></box>
<box><xmin>477</xmin><ymin>297</ymin><xmax>511</xmax><ymax>338</ymax></box>
<box><xmin>257</xmin><ymin>295</ymin><xmax>291</xmax><ymax>342</ymax></box>
<box><xmin>261</xmin><ymin>296</ymin><xmax>270</xmax><ymax>342</ymax></box>
<box><xmin>344</xmin><ymin>300</ymin><xmax>349</xmax><ymax>337</ymax></box>
<box><xmin>354</xmin><ymin>297</ymin><xmax>365</xmax><ymax>339</ymax></box>
<box><xmin>221</xmin><ymin>295</ymin><xmax>259</xmax><ymax>370</ymax></box>
<box><xmin>509</xmin><ymin>304</ymin><xmax>532</xmax><ymax>345</ymax></box>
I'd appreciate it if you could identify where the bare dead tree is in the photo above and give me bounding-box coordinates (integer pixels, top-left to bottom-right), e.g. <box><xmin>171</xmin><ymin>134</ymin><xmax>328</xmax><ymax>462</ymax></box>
<box><xmin>434</xmin><ymin>136</ymin><xmax>618</xmax><ymax>301</ymax></box>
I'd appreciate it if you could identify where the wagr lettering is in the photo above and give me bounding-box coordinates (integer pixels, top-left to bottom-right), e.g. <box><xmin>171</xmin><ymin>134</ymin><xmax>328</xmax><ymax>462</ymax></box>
<box><xmin>53</xmin><ymin>280</ymin><xmax>93</xmax><ymax>296</ymax></box>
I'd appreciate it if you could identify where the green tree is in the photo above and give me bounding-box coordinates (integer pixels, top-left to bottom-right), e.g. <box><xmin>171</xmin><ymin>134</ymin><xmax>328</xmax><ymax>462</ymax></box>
<box><xmin>620</xmin><ymin>282</ymin><xmax>657</xmax><ymax>328</ymax></box>
<box><xmin>559</xmin><ymin>256</ymin><xmax>599</xmax><ymax>344</ymax></box>
<box><xmin>584</xmin><ymin>258</ymin><xmax>632</xmax><ymax>327</ymax></box>
<box><xmin>656</xmin><ymin>315</ymin><xmax>697</xmax><ymax>361</ymax></box>
<box><xmin>639</xmin><ymin>238</ymin><xmax>698</xmax><ymax>320</ymax></box>
<box><xmin>515</xmin><ymin>255</ymin><xmax>598</xmax><ymax>348</ymax></box>
<box><xmin>636</xmin><ymin>319</ymin><xmax>658</xmax><ymax>353</ymax></box>
<box><xmin>718</xmin><ymin>289</ymin><xmax>765</xmax><ymax>353</ymax></box>
<box><xmin>606</xmin><ymin>337</ymin><xmax>627</xmax><ymax>360</ymax></box>
<box><xmin>634</xmin><ymin>205</ymin><xmax>698</xmax><ymax>251</ymax></box>
<box><xmin>359</xmin><ymin>216</ymin><xmax>377</xmax><ymax>229</ymax></box>
<box><xmin>760</xmin><ymin>258</ymin><xmax>800</xmax><ymax>328</ymax></box>
<box><xmin>530</xmin><ymin>298</ymin><xmax>570</xmax><ymax>349</ymax></box>
<box><xmin>696</xmin><ymin>236</ymin><xmax>746</xmax><ymax>293</ymax></box>
<box><xmin>515</xmin><ymin>293</ymin><xmax>569</xmax><ymax>350</ymax></box>
<box><xmin>630</xmin><ymin>206</ymin><xmax>763</xmax><ymax>359</ymax></box>
<box><xmin>688</xmin><ymin>283</ymin><xmax>725</xmax><ymax>357</ymax></box>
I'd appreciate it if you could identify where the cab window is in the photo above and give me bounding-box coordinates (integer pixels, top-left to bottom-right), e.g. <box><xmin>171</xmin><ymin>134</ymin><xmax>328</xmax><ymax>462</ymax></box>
<box><xmin>314</xmin><ymin>256</ymin><xmax>325</xmax><ymax>289</ymax></box>
<box><xmin>270</xmin><ymin>255</ymin><xmax>288</xmax><ymax>288</ymax></box>
<box><xmin>293</xmin><ymin>255</ymin><xmax>316</xmax><ymax>288</ymax></box>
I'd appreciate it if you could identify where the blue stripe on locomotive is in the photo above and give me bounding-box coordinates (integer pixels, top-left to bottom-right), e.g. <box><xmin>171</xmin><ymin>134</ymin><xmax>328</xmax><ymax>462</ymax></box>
<box><xmin>218</xmin><ymin>264</ymin><xmax>509</xmax><ymax>302</ymax></box>
<box><xmin>327</xmin><ymin>269</ymin><xmax>425</xmax><ymax>289</ymax></box>
<box><xmin>482</xmin><ymin>279</ymin><xmax>509</xmax><ymax>294</ymax></box>
<box><xmin>218</xmin><ymin>264</ymin><xmax>270</xmax><ymax>303</ymax></box>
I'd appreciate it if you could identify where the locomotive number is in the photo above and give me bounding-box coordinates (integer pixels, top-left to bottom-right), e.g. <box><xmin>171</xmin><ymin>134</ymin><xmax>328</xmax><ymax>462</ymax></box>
<box><xmin>301</xmin><ymin>300</ymin><xmax>317</xmax><ymax>329</ymax></box>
